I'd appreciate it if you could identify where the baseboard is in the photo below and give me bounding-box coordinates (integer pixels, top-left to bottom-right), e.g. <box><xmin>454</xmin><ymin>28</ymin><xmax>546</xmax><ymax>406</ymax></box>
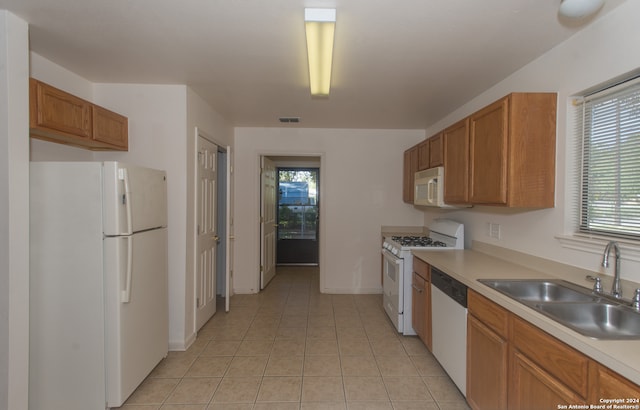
<box><xmin>168</xmin><ymin>331</ymin><xmax>197</xmax><ymax>352</ymax></box>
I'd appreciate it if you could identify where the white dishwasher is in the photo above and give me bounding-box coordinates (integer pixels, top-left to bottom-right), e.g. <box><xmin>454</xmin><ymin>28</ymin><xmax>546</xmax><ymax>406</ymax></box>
<box><xmin>431</xmin><ymin>266</ymin><xmax>468</xmax><ymax>396</ymax></box>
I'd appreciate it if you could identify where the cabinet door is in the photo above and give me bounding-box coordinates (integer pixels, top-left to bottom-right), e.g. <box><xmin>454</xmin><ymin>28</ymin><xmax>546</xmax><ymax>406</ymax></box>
<box><xmin>510</xmin><ymin>350</ymin><xmax>585</xmax><ymax>410</ymax></box>
<box><xmin>467</xmin><ymin>314</ymin><xmax>508</xmax><ymax>410</ymax></box>
<box><xmin>429</xmin><ymin>133</ymin><xmax>443</xmax><ymax>167</ymax></box>
<box><xmin>411</xmin><ymin>272</ymin><xmax>425</xmax><ymax>340</ymax></box>
<box><xmin>469</xmin><ymin>96</ymin><xmax>509</xmax><ymax>204</ymax></box>
<box><xmin>589</xmin><ymin>362</ymin><xmax>640</xmax><ymax>403</ymax></box>
<box><xmin>30</xmin><ymin>79</ymin><xmax>92</xmax><ymax>138</ymax></box>
<box><xmin>443</xmin><ymin>118</ymin><xmax>470</xmax><ymax>204</ymax></box>
<box><xmin>93</xmin><ymin>106</ymin><xmax>128</xmax><ymax>150</ymax></box>
<box><xmin>402</xmin><ymin>147</ymin><xmax>419</xmax><ymax>203</ymax></box>
<box><xmin>417</xmin><ymin>140</ymin><xmax>430</xmax><ymax>171</ymax></box>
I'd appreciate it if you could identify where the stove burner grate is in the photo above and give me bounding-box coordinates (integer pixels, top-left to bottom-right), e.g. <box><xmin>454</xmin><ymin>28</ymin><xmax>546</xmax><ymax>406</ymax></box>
<box><xmin>391</xmin><ymin>235</ymin><xmax>448</xmax><ymax>248</ymax></box>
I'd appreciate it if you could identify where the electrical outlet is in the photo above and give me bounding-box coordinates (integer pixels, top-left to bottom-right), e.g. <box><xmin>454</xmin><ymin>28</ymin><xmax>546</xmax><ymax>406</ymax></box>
<box><xmin>489</xmin><ymin>223</ymin><xmax>501</xmax><ymax>239</ymax></box>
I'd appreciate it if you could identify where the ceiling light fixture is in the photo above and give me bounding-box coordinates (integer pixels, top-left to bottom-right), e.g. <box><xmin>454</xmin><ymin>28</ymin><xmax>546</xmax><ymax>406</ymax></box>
<box><xmin>304</xmin><ymin>8</ymin><xmax>336</xmax><ymax>97</ymax></box>
<box><xmin>558</xmin><ymin>0</ymin><xmax>604</xmax><ymax>19</ymax></box>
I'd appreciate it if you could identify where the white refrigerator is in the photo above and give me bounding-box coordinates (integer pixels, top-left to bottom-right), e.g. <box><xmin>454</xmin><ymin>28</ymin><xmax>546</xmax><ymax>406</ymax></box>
<box><xmin>30</xmin><ymin>161</ymin><xmax>169</xmax><ymax>409</ymax></box>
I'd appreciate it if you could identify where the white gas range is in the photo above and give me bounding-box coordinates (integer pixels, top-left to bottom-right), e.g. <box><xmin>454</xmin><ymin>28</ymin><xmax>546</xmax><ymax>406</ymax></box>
<box><xmin>381</xmin><ymin>218</ymin><xmax>464</xmax><ymax>335</ymax></box>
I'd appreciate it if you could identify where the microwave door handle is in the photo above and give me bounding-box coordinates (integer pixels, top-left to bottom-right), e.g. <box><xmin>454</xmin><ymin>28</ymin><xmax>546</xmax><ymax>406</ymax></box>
<box><xmin>428</xmin><ymin>179</ymin><xmax>436</xmax><ymax>203</ymax></box>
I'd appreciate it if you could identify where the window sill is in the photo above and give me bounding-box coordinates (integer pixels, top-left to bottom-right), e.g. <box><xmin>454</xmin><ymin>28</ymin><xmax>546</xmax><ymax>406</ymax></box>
<box><xmin>556</xmin><ymin>233</ymin><xmax>640</xmax><ymax>263</ymax></box>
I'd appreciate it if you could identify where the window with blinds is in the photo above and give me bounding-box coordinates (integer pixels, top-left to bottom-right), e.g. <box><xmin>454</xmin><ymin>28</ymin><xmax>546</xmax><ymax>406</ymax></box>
<box><xmin>576</xmin><ymin>77</ymin><xmax>640</xmax><ymax>239</ymax></box>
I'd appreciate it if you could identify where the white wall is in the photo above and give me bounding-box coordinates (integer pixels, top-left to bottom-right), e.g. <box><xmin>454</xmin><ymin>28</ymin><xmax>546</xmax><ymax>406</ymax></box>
<box><xmin>422</xmin><ymin>1</ymin><xmax>640</xmax><ymax>284</ymax></box>
<box><xmin>233</xmin><ymin>127</ymin><xmax>425</xmax><ymax>294</ymax></box>
<box><xmin>0</xmin><ymin>11</ymin><xmax>29</xmax><ymax>410</ymax></box>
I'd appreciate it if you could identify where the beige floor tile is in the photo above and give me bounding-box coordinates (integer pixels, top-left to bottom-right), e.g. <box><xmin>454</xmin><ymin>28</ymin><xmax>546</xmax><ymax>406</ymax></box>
<box><xmin>301</xmin><ymin>376</ymin><xmax>345</xmax><ymax>402</ymax></box>
<box><xmin>253</xmin><ymin>402</ymin><xmax>300</xmax><ymax>410</ymax></box>
<box><xmin>265</xmin><ymin>355</ymin><xmax>304</xmax><ymax>376</ymax></box>
<box><xmin>119</xmin><ymin>404</ymin><xmax>161</xmax><ymax>409</ymax></box>
<box><xmin>346</xmin><ymin>401</ymin><xmax>392</xmax><ymax>409</ymax></box>
<box><xmin>307</xmin><ymin>326</ymin><xmax>337</xmax><ymax>340</ymax></box>
<box><xmin>210</xmin><ymin>326</ymin><xmax>248</xmax><ymax>341</ymax></box>
<box><xmin>236</xmin><ymin>339</ymin><xmax>274</xmax><ymax>356</ymax></box>
<box><xmin>391</xmin><ymin>401</ymin><xmax>439</xmax><ymax>410</ymax></box>
<box><xmin>149</xmin><ymin>356</ymin><xmax>196</xmax><ymax>378</ymax></box>
<box><xmin>212</xmin><ymin>376</ymin><xmax>261</xmax><ymax>403</ymax></box>
<box><xmin>383</xmin><ymin>376</ymin><xmax>432</xmax><ymax>402</ymax></box>
<box><xmin>336</xmin><ymin>327</ymin><xmax>367</xmax><ymax>340</ymax></box>
<box><xmin>272</xmin><ymin>338</ymin><xmax>306</xmax><ymax>356</ymax></box>
<box><xmin>434</xmin><ymin>401</ymin><xmax>471</xmax><ymax>409</ymax></box>
<box><xmin>334</xmin><ymin>315</ymin><xmax>363</xmax><ymax>328</ymax></box>
<box><xmin>280</xmin><ymin>315</ymin><xmax>308</xmax><ymax>328</ymax></box>
<box><xmin>277</xmin><ymin>326</ymin><xmax>308</xmax><ymax>339</ymax></box>
<box><xmin>364</xmin><ymin>326</ymin><xmax>398</xmax><ymax>341</ymax></box>
<box><xmin>308</xmin><ymin>314</ymin><xmax>336</xmax><ymax>327</ymax></box>
<box><xmin>343</xmin><ymin>377</ymin><xmax>389</xmax><ymax>402</ymax></box>
<box><xmin>256</xmin><ymin>376</ymin><xmax>303</xmax><ymax>402</ymax></box>
<box><xmin>305</xmin><ymin>338</ymin><xmax>339</xmax><ymax>355</ymax></box>
<box><xmin>423</xmin><ymin>376</ymin><xmax>466</xmax><ymax>403</ymax></box>
<box><xmin>399</xmin><ymin>337</ymin><xmax>430</xmax><ymax>356</ymax></box>
<box><xmin>375</xmin><ymin>355</ymin><xmax>418</xmax><ymax>376</ymax></box>
<box><xmin>369</xmin><ymin>338</ymin><xmax>407</xmax><ymax>357</ymax></box>
<box><xmin>185</xmin><ymin>356</ymin><xmax>232</xmax><ymax>377</ymax></box>
<box><xmin>303</xmin><ymin>355</ymin><xmax>341</xmax><ymax>376</ymax></box>
<box><xmin>301</xmin><ymin>402</ymin><xmax>347</xmax><ymax>410</ymax></box>
<box><xmin>165</xmin><ymin>377</ymin><xmax>221</xmax><ymax>404</ymax></box>
<box><xmin>206</xmin><ymin>403</ymin><xmax>253</xmax><ymax>410</ymax></box>
<box><xmin>340</xmin><ymin>356</ymin><xmax>380</xmax><ymax>377</ymax></box>
<box><xmin>225</xmin><ymin>355</ymin><xmax>268</xmax><ymax>376</ymax></box>
<box><xmin>244</xmin><ymin>326</ymin><xmax>278</xmax><ymax>340</ymax></box>
<box><xmin>200</xmin><ymin>340</ymin><xmax>241</xmax><ymax>357</ymax></box>
<box><xmin>338</xmin><ymin>338</ymin><xmax>373</xmax><ymax>356</ymax></box>
<box><xmin>125</xmin><ymin>378</ymin><xmax>180</xmax><ymax>405</ymax></box>
<box><xmin>410</xmin><ymin>355</ymin><xmax>446</xmax><ymax>377</ymax></box>
<box><xmin>160</xmin><ymin>405</ymin><xmax>207</xmax><ymax>410</ymax></box>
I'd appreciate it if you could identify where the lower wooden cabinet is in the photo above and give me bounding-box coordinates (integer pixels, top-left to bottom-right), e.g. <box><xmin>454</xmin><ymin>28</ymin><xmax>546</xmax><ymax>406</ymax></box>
<box><xmin>412</xmin><ymin>257</ymin><xmax>431</xmax><ymax>350</ymax></box>
<box><xmin>467</xmin><ymin>289</ymin><xmax>640</xmax><ymax>410</ymax></box>
<box><xmin>467</xmin><ymin>290</ymin><xmax>509</xmax><ymax>410</ymax></box>
<box><xmin>510</xmin><ymin>350</ymin><xmax>583</xmax><ymax>410</ymax></box>
<box><xmin>467</xmin><ymin>314</ymin><xmax>508</xmax><ymax>410</ymax></box>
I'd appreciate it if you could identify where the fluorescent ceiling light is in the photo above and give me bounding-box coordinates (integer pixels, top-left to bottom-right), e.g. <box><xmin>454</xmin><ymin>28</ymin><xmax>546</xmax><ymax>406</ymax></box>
<box><xmin>558</xmin><ymin>0</ymin><xmax>604</xmax><ymax>19</ymax></box>
<box><xmin>305</xmin><ymin>8</ymin><xmax>336</xmax><ymax>97</ymax></box>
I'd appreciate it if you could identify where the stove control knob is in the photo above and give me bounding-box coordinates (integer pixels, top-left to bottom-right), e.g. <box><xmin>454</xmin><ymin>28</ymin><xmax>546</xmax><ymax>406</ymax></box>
<box><xmin>392</xmin><ymin>247</ymin><xmax>399</xmax><ymax>255</ymax></box>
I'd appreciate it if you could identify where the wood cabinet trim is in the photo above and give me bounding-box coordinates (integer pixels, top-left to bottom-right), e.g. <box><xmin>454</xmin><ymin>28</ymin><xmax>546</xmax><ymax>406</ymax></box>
<box><xmin>468</xmin><ymin>289</ymin><xmax>509</xmax><ymax>338</ymax></box>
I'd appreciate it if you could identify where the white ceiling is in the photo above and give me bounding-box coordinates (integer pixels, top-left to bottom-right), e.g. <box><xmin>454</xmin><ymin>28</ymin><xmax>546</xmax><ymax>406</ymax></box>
<box><xmin>0</xmin><ymin>0</ymin><xmax>627</xmax><ymax>129</ymax></box>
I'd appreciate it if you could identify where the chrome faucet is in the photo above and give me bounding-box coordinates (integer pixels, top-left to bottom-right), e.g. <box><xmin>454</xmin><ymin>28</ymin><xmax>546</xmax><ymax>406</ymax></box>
<box><xmin>602</xmin><ymin>241</ymin><xmax>622</xmax><ymax>298</ymax></box>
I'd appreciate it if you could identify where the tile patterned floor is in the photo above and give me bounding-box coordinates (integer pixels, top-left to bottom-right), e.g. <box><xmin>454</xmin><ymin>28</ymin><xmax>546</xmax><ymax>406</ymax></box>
<box><xmin>117</xmin><ymin>267</ymin><xmax>470</xmax><ymax>410</ymax></box>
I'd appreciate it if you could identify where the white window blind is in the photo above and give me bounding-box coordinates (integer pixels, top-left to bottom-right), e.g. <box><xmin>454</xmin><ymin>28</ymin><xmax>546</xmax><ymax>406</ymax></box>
<box><xmin>576</xmin><ymin>77</ymin><xmax>640</xmax><ymax>239</ymax></box>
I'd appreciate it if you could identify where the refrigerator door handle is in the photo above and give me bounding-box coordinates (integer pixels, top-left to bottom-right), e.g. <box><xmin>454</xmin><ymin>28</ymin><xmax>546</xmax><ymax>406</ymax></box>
<box><xmin>121</xmin><ymin>236</ymin><xmax>133</xmax><ymax>303</ymax></box>
<box><xmin>119</xmin><ymin>167</ymin><xmax>133</xmax><ymax>235</ymax></box>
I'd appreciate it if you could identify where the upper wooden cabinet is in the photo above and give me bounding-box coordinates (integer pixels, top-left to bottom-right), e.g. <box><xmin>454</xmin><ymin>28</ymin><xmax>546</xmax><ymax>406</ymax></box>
<box><xmin>443</xmin><ymin>118</ymin><xmax>470</xmax><ymax>204</ymax></box>
<box><xmin>30</xmin><ymin>78</ymin><xmax>128</xmax><ymax>151</ymax></box>
<box><xmin>402</xmin><ymin>146</ymin><xmax>419</xmax><ymax>203</ymax></box>
<box><xmin>429</xmin><ymin>133</ymin><xmax>443</xmax><ymax>167</ymax></box>
<box><xmin>417</xmin><ymin>140</ymin><xmax>430</xmax><ymax>171</ymax></box>
<box><xmin>469</xmin><ymin>93</ymin><xmax>556</xmax><ymax>207</ymax></box>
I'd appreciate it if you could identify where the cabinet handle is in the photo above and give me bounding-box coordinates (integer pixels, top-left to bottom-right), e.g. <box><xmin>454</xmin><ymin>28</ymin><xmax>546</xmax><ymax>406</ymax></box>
<box><xmin>412</xmin><ymin>284</ymin><xmax>423</xmax><ymax>293</ymax></box>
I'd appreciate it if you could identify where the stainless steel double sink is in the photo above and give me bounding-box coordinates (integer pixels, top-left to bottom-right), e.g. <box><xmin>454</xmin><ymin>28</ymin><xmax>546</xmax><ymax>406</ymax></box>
<box><xmin>479</xmin><ymin>279</ymin><xmax>640</xmax><ymax>340</ymax></box>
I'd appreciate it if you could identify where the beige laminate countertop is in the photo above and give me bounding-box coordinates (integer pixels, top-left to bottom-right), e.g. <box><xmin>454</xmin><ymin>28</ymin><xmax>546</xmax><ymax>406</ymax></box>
<box><xmin>412</xmin><ymin>244</ymin><xmax>640</xmax><ymax>386</ymax></box>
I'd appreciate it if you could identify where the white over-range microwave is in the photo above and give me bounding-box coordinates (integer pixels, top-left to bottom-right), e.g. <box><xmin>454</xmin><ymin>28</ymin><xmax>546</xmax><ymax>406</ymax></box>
<box><xmin>414</xmin><ymin>166</ymin><xmax>453</xmax><ymax>208</ymax></box>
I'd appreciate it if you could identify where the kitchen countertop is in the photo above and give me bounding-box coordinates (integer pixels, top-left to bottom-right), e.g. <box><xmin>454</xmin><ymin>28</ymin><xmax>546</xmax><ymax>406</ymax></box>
<box><xmin>412</xmin><ymin>242</ymin><xmax>640</xmax><ymax>386</ymax></box>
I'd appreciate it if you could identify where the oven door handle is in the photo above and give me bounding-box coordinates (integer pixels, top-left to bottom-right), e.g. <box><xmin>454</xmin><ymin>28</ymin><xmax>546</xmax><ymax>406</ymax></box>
<box><xmin>381</xmin><ymin>249</ymin><xmax>401</xmax><ymax>264</ymax></box>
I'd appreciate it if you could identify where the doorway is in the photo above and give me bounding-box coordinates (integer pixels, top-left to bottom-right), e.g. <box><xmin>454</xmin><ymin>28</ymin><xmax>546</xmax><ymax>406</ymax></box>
<box><xmin>276</xmin><ymin>168</ymin><xmax>319</xmax><ymax>265</ymax></box>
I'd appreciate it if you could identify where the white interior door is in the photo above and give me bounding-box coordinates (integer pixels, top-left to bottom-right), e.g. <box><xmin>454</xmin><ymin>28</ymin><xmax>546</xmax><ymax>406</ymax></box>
<box><xmin>196</xmin><ymin>136</ymin><xmax>218</xmax><ymax>330</ymax></box>
<box><xmin>261</xmin><ymin>157</ymin><xmax>277</xmax><ymax>289</ymax></box>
